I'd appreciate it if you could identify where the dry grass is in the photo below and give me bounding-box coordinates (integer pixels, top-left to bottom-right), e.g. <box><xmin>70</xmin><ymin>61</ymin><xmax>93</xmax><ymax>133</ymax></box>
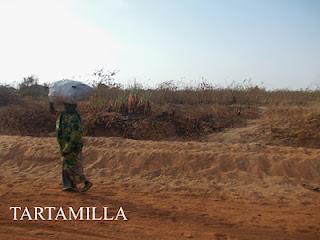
<box><xmin>2</xmin><ymin>80</ymin><xmax>320</xmax><ymax>145</ymax></box>
<box><xmin>88</xmin><ymin>83</ymin><xmax>320</xmax><ymax>107</ymax></box>
<box><xmin>255</xmin><ymin>105</ymin><xmax>320</xmax><ymax>148</ymax></box>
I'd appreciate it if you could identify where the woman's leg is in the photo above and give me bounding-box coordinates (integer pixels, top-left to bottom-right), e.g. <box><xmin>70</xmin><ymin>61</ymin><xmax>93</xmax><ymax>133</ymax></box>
<box><xmin>62</xmin><ymin>157</ymin><xmax>77</xmax><ymax>191</ymax></box>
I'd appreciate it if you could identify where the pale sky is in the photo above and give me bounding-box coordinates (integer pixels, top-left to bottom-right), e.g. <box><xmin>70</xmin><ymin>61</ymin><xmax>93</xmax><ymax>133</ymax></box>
<box><xmin>0</xmin><ymin>0</ymin><xmax>319</xmax><ymax>89</ymax></box>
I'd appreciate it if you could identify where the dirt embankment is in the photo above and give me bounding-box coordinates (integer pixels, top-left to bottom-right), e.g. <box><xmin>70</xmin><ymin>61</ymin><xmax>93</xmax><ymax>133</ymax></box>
<box><xmin>0</xmin><ymin>102</ymin><xmax>258</xmax><ymax>140</ymax></box>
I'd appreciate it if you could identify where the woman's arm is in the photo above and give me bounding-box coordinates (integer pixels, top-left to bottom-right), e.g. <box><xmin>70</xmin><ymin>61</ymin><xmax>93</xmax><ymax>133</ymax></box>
<box><xmin>49</xmin><ymin>102</ymin><xmax>57</xmax><ymax>115</ymax></box>
<box><xmin>62</xmin><ymin>114</ymin><xmax>83</xmax><ymax>156</ymax></box>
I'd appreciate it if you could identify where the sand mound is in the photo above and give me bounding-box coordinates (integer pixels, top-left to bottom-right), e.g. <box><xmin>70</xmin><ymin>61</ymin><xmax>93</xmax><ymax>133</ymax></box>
<box><xmin>1</xmin><ymin>135</ymin><xmax>320</xmax><ymax>186</ymax></box>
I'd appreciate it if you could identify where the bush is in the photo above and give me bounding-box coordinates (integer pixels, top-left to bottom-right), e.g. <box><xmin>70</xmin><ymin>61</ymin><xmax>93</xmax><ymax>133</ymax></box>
<box><xmin>18</xmin><ymin>75</ymin><xmax>48</xmax><ymax>98</ymax></box>
<box><xmin>0</xmin><ymin>85</ymin><xmax>20</xmax><ymax>106</ymax></box>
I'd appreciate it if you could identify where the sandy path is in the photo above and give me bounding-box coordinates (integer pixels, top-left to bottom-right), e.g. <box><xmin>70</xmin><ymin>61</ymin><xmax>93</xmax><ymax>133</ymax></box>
<box><xmin>0</xmin><ymin>136</ymin><xmax>319</xmax><ymax>239</ymax></box>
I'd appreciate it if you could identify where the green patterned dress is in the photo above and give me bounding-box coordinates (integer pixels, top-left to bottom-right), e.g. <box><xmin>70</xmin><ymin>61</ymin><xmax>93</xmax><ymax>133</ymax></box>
<box><xmin>56</xmin><ymin>111</ymin><xmax>87</xmax><ymax>189</ymax></box>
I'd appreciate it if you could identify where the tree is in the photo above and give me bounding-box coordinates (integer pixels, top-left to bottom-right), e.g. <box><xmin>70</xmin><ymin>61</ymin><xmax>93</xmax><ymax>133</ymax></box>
<box><xmin>19</xmin><ymin>75</ymin><xmax>39</xmax><ymax>89</ymax></box>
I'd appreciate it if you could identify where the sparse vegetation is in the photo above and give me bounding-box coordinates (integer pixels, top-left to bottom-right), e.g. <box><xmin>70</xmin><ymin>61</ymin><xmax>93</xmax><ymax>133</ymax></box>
<box><xmin>1</xmin><ymin>74</ymin><xmax>320</xmax><ymax>145</ymax></box>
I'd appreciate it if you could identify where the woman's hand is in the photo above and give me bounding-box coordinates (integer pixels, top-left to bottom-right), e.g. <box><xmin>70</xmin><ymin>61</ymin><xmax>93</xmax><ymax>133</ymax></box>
<box><xmin>49</xmin><ymin>102</ymin><xmax>57</xmax><ymax>115</ymax></box>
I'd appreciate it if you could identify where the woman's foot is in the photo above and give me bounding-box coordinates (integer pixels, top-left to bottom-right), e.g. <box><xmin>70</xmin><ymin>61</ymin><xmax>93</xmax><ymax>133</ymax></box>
<box><xmin>81</xmin><ymin>181</ymin><xmax>93</xmax><ymax>192</ymax></box>
<box><xmin>62</xmin><ymin>187</ymin><xmax>78</xmax><ymax>192</ymax></box>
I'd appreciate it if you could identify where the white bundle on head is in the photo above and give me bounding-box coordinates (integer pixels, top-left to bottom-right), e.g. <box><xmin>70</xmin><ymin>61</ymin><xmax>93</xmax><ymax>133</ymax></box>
<box><xmin>48</xmin><ymin>80</ymin><xmax>93</xmax><ymax>104</ymax></box>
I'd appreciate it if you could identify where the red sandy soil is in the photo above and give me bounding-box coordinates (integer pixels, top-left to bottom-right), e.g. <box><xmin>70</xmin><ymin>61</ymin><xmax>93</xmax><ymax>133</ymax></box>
<box><xmin>0</xmin><ymin>135</ymin><xmax>320</xmax><ymax>240</ymax></box>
